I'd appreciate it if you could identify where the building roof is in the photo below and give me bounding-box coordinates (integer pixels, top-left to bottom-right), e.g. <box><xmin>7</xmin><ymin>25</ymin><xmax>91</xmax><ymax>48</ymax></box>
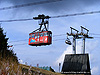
<box><xmin>61</xmin><ymin>54</ymin><xmax>91</xmax><ymax>74</ymax></box>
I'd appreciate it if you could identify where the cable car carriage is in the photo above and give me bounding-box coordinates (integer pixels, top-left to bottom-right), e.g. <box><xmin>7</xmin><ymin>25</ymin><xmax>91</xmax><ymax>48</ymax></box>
<box><xmin>28</xmin><ymin>14</ymin><xmax>52</xmax><ymax>46</ymax></box>
<box><xmin>65</xmin><ymin>33</ymin><xmax>71</xmax><ymax>45</ymax></box>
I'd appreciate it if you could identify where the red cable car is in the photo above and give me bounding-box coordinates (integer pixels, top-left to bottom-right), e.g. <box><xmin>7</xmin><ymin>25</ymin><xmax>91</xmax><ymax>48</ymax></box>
<box><xmin>28</xmin><ymin>14</ymin><xmax>52</xmax><ymax>46</ymax></box>
<box><xmin>29</xmin><ymin>31</ymin><xmax>52</xmax><ymax>46</ymax></box>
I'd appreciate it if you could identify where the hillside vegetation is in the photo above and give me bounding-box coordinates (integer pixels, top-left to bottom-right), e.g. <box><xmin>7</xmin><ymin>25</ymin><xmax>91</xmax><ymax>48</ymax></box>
<box><xmin>0</xmin><ymin>27</ymin><xmax>21</xmax><ymax>74</ymax></box>
<box><xmin>0</xmin><ymin>26</ymin><xmax>65</xmax><ymax>75</ymax></box>
<box><xmin>21</xmin><ymin>64</ymin><xmax>65</xmax><ymax>75</ymax></box>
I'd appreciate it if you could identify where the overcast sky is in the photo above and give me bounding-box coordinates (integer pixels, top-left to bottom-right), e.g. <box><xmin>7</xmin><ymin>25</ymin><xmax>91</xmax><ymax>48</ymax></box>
<box><xmin>0</xmin><ymin>0</ymin><xmax>100</xmax><ymax>74</ymax></box>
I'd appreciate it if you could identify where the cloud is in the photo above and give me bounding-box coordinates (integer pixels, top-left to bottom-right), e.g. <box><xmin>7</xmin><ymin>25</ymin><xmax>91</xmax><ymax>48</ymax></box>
<box><xmin>1</xmin><ymin>0</ymin><xmax>100</xmax><ymax>14</ymax></box>
<box><xmin>1</xmin><ymin>0</ymin><xmax>100</xmax><ymax>22</ymax></box>
<box><xmin>55</xmin><ymin>45</ymin><xmax>72</xmax><ymax>65</ymax></box>
<box><xmin>19</xmin><ymin>59</ymin><xmax>23</xmax><ymax>64</ymax></box>
<box><xmin>56</xmin><ymin>40</ymin><xmax>98</xmax><ymax>63</ymax></box>
<box><xmin>1</xmin><ymin>0</ymin><xmax>100</xmax><ymax>73</ymax></box>
<box><xmin>91</xmin><ymin>66</ymin><xmax>99</xmax><ymax>74</ymax></box>
<box><xmin>55</xmin><ymin>41</ymin><xmax>82</xmax><ymax>63</ymax></box>
<box><xmin>55</xmin><ymin>40</ymin><xmax>99</xmax><ymax>73</ymax></box>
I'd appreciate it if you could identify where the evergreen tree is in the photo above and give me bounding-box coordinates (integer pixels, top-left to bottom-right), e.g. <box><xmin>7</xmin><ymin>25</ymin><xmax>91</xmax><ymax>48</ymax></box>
<box><xmin>0</xmin><ymin>27</ymin><xmax>8</xmax><ymax>57</ymax></box>
<box><xmin>0</xmin><ymin>27</ymin><xmax>18</xmax><ymax>63</ymax></box>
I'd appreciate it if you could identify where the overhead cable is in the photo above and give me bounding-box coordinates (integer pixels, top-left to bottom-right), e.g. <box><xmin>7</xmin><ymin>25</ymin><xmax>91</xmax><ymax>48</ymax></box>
<box><xmin>9</xmin><ymin>34</ymin><xmax>66</xmax><ymax>43</ymax></box>
<box><xmin>1</xmin><ymin>10</ymin><xmax>100</xmax><ymax>22</ymax></box>
<box><xmin>50</xmin><ymin>11</ymin><xmax>100</xmax><ymax>18</ymax></box>
<box><xmin>9</xmin><ymin>36</ymin><xmax>100</xmax><ymax>44</ymax></box>
<box><xmin>13</xmin><ymin>38</ymin><xmax>66</xmax><ymax>46</ymax></box>
<box><xmin>0</xmin><ymin>0</ymin><xmax>63</xmax><ymax>11</ymax></box>
<box><xmin>8</xmin><ymin>33</ymin><xmax>100</xmax><ymax>43</ymax></box>
<box><xmin>12</xmin><ymin>36</ymin><xmax>100</xmax><ymax>46</ymax></box>
<box><xmin>0</xmin><ymin>18</ymin><xmax>33</xmax><ymax>22</ymax></box>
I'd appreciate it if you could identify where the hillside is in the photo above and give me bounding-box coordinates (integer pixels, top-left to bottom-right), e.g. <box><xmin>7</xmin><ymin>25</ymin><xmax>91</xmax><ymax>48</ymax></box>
<box><xmin>21</xmin><ymin>64</ymin><xmax>65</xmax><ymax>75</ymax></box>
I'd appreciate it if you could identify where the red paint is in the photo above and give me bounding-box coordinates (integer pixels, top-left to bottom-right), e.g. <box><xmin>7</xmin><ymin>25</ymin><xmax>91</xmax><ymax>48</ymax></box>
<box><xmin>28</xmin><ymin>31</ymin><xmax>52</xmax><ymax>46</ymax></box>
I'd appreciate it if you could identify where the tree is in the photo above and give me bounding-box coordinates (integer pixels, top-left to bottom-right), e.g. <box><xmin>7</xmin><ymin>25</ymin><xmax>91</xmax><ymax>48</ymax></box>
<box><xmin>0</xmin><ymin>27</ymin><xmax>8</xmax><ymax>57</ymax></box>
<box><xmin>0</xmin><ymin>26</ymin><xmax>18</xmax><ymax>63</ymax></box>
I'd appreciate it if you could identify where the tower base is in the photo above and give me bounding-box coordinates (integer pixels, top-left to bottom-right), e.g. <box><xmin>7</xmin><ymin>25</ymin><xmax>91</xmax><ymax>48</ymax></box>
<box><xmin>61</xmin><ymin>54</ymin><xmax>91</xmax><ymax>75</ymax></box>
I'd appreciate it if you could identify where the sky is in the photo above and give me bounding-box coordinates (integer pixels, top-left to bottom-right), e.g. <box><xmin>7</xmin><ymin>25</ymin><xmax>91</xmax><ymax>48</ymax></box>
<box><xmin>0</xmin><ymin>0</ymin><xmax>100</xmax><ymax>74</ymax></box>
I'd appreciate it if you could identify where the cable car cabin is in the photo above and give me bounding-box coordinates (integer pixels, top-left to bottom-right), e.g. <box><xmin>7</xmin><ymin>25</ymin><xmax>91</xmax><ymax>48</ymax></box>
<box><xmin>29</xmin><ymin>31</ymin><xmax>52</xmax><ymax>46</ymax></box>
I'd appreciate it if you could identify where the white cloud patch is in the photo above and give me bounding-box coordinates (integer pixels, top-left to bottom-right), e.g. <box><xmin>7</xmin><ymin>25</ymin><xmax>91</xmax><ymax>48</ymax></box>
<box><xmin>91</xmin><ymin>66</ymin><xmax>99</xmax><ymax>74</ymax></box>
<box><xmin>55</xmin><ymin>41</ymin><xmax>82</xmax><ymax>65</ymax></box>
<box><xmin>55</xmin><ymin>40</ymin><xmax>99</xmax><ymax>73</ymax></box>
<box><xmin>55</xmin><ymin>45</ymin><xmax>72</xmax><ymax>65</ymax></box>
<box><xmin>19</xmin><ymin>59</ymin><xmax>23</xmax><ymax>64</ymax></box>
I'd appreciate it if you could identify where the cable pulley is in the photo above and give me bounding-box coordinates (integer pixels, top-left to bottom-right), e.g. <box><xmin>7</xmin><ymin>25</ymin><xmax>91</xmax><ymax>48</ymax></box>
<box><xmin>29</xmin><ymin>14</ymin><xmax>52</xmax><ymax>46</ymax></box>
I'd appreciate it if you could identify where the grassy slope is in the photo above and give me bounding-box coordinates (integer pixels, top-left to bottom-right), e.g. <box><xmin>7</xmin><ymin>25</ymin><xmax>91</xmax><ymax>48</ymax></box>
<box><xmin>20</xmin><ymin>64</ymin><xmax>65</xmax><ymax>75</ymax></box>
